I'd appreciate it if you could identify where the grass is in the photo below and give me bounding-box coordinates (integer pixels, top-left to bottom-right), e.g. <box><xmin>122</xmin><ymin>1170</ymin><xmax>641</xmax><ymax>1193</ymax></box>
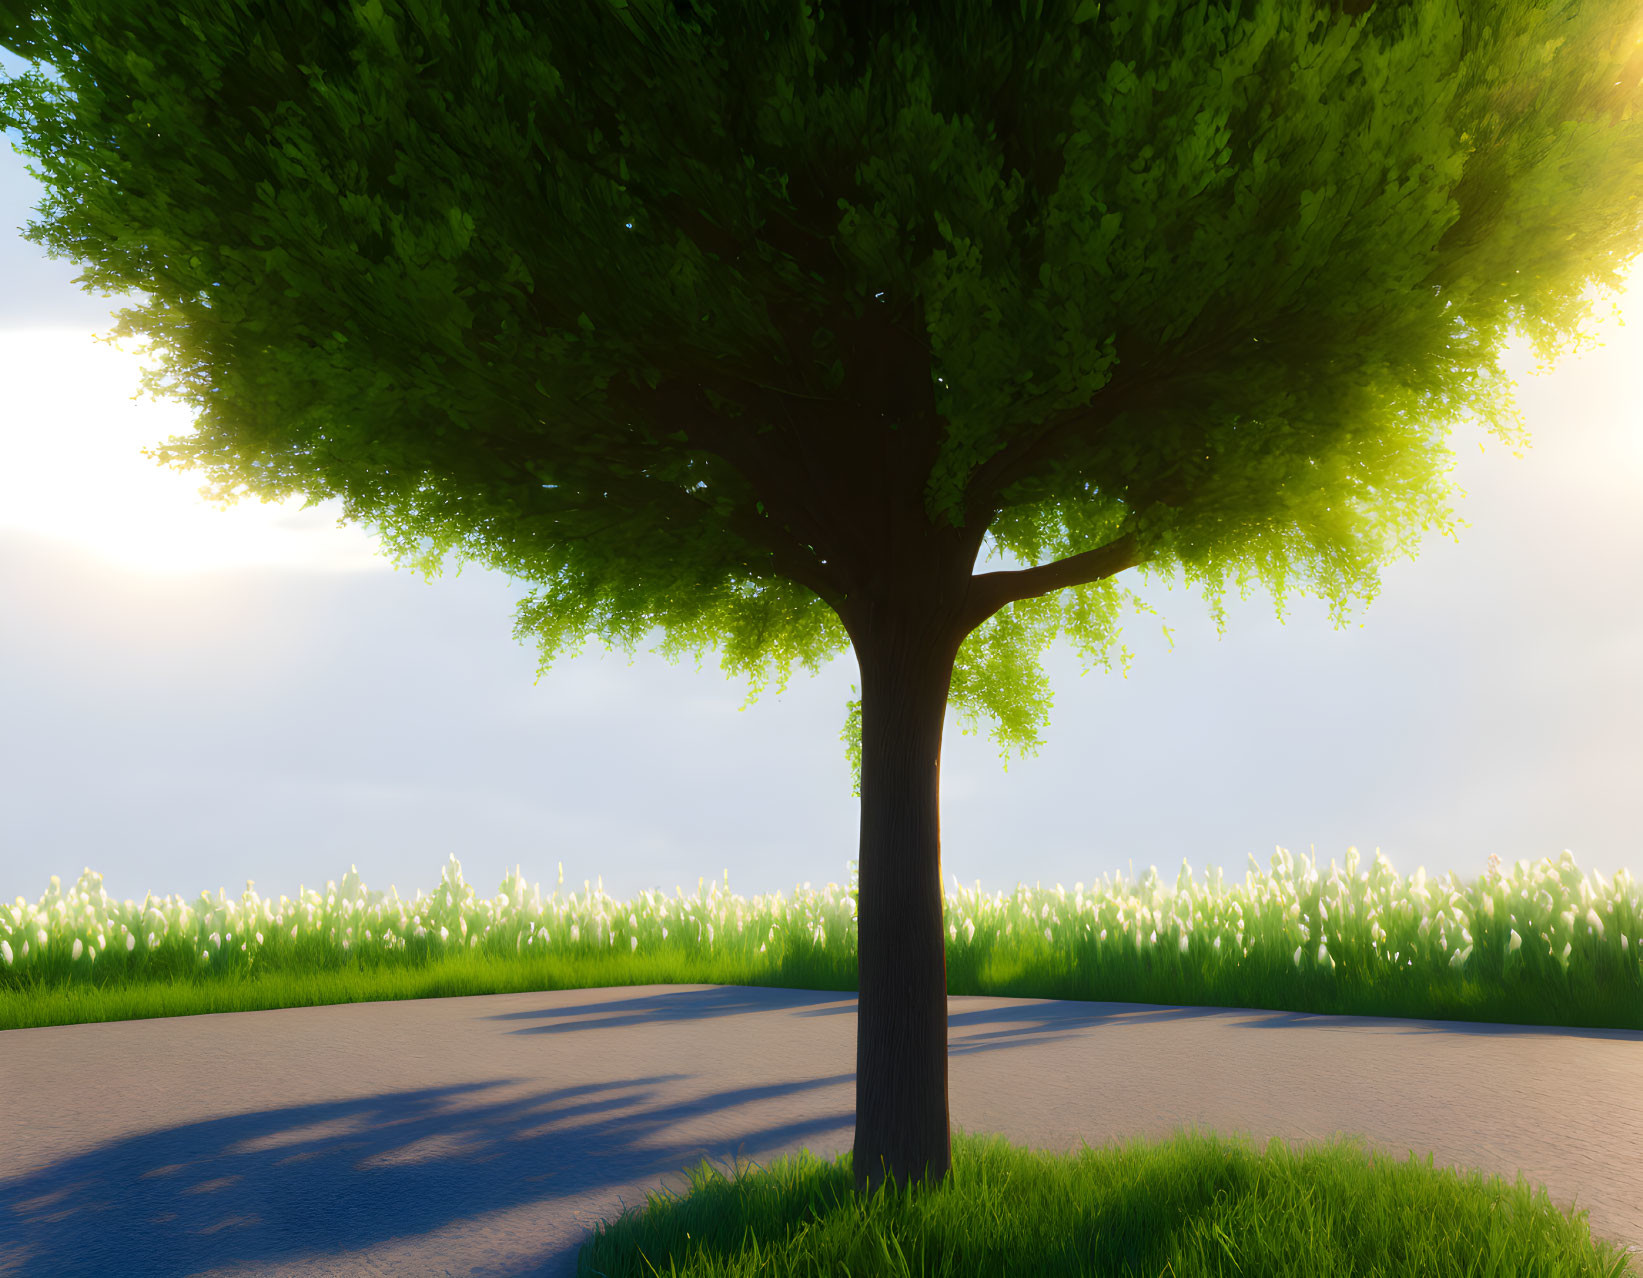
<box><xmin>3</xmin><ymin>845</ymin><xmax>1639</xmax><ymax>1276</ymax></box>
<box><xmin>576</xmin><ymin>1124</ymin><xmax>1638</xmax><ymax>1278</ymax></box>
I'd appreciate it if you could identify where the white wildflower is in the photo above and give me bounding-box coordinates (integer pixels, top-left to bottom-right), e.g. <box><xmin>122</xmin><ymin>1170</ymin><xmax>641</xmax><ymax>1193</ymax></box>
<box><xmin>0</xmin><ymin>940</ymin><xmax>10</xmax><ymax>965</ymax></box>
<box><xmin>125</xmin><ymin>933</ymin><xmax>135</xmax><ymax>952</ymax></box>
<box><xmin>72</xmin><ymin>938</ymin><xmax>83</xmax><ymax>960</ymax></box>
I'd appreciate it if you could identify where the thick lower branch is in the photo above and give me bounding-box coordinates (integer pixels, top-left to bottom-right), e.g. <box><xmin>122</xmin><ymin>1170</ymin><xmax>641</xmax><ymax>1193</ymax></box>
<box><xmin>960</xmin><ymin>531</ymin><xmax>1147</xmax><ymax>634</ymax></box>
<box><xmin>597</xmin><ymin>369</ymin><xmax>852</xmax><ymax>580</ymax></box>
<box><xmin>956</xmin><ymin>358</ymin><xmax>1154</xmax><ymax>529</ymax></box>
<box><xmin>715</xmin><ymin>503</ymin><xmax>850</xmax><ymax>614</ymax></box>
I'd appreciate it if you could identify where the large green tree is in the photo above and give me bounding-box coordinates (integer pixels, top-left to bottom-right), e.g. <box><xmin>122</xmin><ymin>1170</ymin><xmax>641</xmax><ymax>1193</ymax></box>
<box><xmin>3</xmin><ymin>0</ymin><xmax>1639</xmax><ymax>1199</ymax></box>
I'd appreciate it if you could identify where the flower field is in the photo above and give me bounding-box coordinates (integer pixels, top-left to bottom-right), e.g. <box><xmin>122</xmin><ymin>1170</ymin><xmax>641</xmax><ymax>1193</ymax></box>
<box><xmin>2</xmin><ymin>845</ymin><xmax>1638</xmax><ymax>1033</ymax></box>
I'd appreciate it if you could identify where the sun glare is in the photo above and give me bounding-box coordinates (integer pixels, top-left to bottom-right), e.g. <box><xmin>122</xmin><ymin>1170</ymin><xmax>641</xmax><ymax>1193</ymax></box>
<box><xmin>0</xmin><ymin>327</ymin><xmax>388</xmax><ymax>577</ymax></box>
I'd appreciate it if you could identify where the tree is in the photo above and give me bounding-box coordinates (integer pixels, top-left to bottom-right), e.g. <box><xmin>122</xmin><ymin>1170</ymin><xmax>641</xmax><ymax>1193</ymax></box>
<box><xmin>2</xmin><ymin>0</ymin><xmax>1640</xmax><ymax>1202</ymax></box>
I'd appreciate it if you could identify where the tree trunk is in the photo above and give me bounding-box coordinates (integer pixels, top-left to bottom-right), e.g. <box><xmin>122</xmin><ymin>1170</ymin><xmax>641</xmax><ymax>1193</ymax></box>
<box><xmin>850</xmin><ymin>607</ymin><xmax>964</xmax><ymax>1200</ymax></box>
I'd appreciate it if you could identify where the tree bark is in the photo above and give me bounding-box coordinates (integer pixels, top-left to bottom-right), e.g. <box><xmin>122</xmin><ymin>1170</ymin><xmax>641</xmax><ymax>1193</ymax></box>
<box><xmin>850</xmin><ymin>603</ymin><xmax>965</xmax><ymax>1200</ymax></box>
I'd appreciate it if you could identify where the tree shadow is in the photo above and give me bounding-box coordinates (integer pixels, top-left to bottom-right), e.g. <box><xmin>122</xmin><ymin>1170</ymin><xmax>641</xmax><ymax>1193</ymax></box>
<box><xmin>8</xmin><ymin>986</ymin><xmax>1634</xmax><ymax>1275</ymax></box>
<box><xmin>482</xmin><ymin>983</ymin><xmax>855</xmax><ymax>1034</ymax></box>
<box><xmin>0</xmin><ymin>1070</ymin><xmax>855</xmax><ymax>1277</ymax></box>
<box><xmin>485</xmin><ymin>983</ymin><xmax>1643</xmax><ymax>1050</ymax></box>
<box><xmin>945</xmin><ymin>997</ymin><xmax>1643</xmax><ymax>1047</ymax></box>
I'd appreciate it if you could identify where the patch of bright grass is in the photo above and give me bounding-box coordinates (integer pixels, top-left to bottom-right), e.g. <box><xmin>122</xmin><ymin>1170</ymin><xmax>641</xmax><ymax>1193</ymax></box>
<box><xmin>575</xmin><ymin>1125</ymin><xmax>1638</xmax><ymax>1278</ymax></box>
<box><xmin>0</xmin><ymin>945</ymin><xmax>847</xmax><ymax>1031</ymax></box>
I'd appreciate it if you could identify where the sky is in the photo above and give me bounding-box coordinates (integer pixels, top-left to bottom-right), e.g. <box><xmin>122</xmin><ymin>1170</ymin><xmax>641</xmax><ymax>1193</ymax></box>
<box><xmin>2</xmin><ymin>49</ymin><xmax>1640</xmax><ymax>915</ymax></box>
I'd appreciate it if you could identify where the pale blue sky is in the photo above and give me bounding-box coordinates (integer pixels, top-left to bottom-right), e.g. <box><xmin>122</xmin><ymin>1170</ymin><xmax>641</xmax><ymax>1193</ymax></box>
<box><xmin>2</xmin><ymin>47</ymin><xmax>1639</xmax><ymax>913</ymax></box>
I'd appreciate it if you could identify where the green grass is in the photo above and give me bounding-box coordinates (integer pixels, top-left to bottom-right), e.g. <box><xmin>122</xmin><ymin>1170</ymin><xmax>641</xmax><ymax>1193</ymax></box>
<box><xmin>0</xmin><ymin>944</ymin><xmax>825</xmax><ymax>1030</ymax></box>
<box><xmin>4</xmin><ymin>847</ymin><xmax>1640</xmax><ymax>1276</ymax></box>
<box><xmin>1</xmin><ymin>924</ymin><xmax>1638</xmax><ymax>1037</ymax></box>
<box><xmin>576</xmin><ymin>1124</ymin><xmax>1638</xmax><ymax>1278</ymax></box>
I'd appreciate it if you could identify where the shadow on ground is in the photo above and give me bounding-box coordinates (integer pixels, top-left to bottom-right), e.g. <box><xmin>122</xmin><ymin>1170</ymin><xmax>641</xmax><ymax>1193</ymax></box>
<box><xmin>486</xmin><ymin>982</ymin><xmax>1643</xmax><ymax>1047</ymax></box>
<box><xmin>0</xmin><ymin>1064</ymin><xmax>856</xmax><ymax>1276</ymax></box>
<box><xmin>5</xmin><ymin>986</ymin><xmax>1637</xmax><ymax>1276</ymax></box>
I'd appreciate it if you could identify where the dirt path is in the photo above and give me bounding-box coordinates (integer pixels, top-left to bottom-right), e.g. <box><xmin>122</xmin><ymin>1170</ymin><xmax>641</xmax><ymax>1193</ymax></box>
<box><xmin>1</xmin><ymin>984</ymin><xmax>1638</xmax><ymax>1276</ymax></box>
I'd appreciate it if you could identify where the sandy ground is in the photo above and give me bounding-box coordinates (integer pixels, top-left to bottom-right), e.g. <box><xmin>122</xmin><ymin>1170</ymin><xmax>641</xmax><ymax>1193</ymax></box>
<box><xmin>1</xmin><ymin>983</ymin><xmax>1639</xmax><ymax>1277</ymax></box>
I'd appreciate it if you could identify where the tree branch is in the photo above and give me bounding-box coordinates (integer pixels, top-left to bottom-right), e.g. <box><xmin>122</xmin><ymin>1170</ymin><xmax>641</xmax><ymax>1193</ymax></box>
<box><xmin>960</xmin><ymin>530</ymin><xmax>1148</xmax><ymax>634</ymax></box>
<box><xmin>593</xmin><ymin>366</ymin><xmax>863</xmax><ymax>600</ymax></box>
<box><xmin>716</xmin><ymin>503</ymin><xmax>851</xmax><ymax>614</ymax></box>
<box><xmin>957</xmin><ymin>363</ymin><xmax>1155</xmax><ymax>528</ymax></box>
<box><xmin>955</xmin><ymin>306</ymin><xmax>1279</xmax><ymax>529</ymax></box>
<box><xmin>542</xmin><ymin>466</ymin><xmax>852</xmax><ymax>616</ymax></box>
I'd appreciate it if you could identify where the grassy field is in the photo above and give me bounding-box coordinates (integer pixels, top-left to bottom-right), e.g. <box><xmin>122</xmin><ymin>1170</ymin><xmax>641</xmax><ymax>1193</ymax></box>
<box><xmin>3</xmin><ymin>844</ymin><xmax>1639</xmax><ymax>1276</ymax></box>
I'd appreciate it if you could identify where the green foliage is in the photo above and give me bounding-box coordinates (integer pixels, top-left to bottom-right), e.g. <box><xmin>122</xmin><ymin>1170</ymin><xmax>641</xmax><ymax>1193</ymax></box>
<box><xmin>1</xmin><ymin>0</ymin><xmax>1640</xmax><ymax>792</ymax></box>
<box><xmin>6</xmin><ymin>847</ymin><xmax>1638</xmax><ymax>1035</ymax></box>
<box><xmin>840</xmin><ymin>683</ymin><xmax>863</xmax><ymax>795</ymax></box>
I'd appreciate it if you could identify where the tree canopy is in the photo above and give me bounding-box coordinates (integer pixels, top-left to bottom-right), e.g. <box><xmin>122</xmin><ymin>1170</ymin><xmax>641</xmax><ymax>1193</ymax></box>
<box><xmin>3</xmin><ymin>0</ymin><xmax>1637</xmax><ymax>797</ymax></box>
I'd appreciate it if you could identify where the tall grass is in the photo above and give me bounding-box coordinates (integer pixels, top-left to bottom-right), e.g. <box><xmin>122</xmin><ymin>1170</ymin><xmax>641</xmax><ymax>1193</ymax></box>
<box><xmin>1</xmin><ymin>845</ymin><xmax>1637</xmax><ymax>1033</ymax></box>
